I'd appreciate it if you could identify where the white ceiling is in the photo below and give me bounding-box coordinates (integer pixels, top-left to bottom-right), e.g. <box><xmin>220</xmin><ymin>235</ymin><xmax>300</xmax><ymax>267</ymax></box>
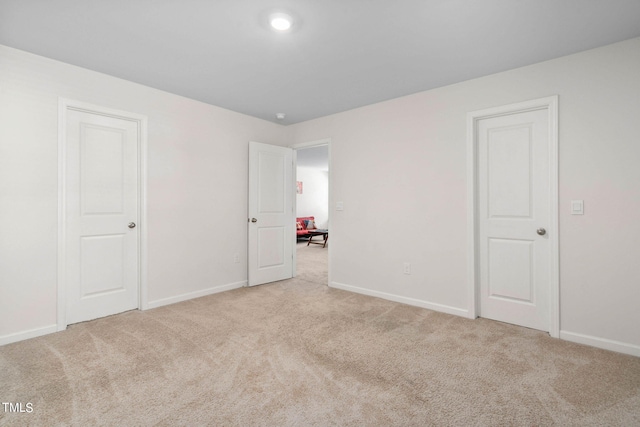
<box><xmin>1</xmin><ymin>1</ymin><xmax>639</xmax><ymax>125</ymax></box>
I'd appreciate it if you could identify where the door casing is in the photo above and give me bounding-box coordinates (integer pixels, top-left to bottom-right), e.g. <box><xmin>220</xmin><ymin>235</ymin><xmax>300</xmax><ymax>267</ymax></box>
<box><xmin>467</xmin><ymin>96</ymin><xmax>559</xmax><ymax>338</ymax></box>
<box><xmin>57</xmin><ymin>98</ymin><xmax>149</xmax><ymax>331</ymax></box>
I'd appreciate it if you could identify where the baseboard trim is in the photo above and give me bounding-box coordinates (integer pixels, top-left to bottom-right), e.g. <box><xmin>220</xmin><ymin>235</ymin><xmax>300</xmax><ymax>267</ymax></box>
<box><xmin>560</xmin><ymin>330</ymin><xmax>640</xmax><ymax>357</ymax></box>
<box><xmin>0</xmin><ymin>324</ymin><xmax>58</xmax><ymax>347</ymax></box>
<box><xmin>146</xmin><ymin>280</ymin><xmax>246</xmax><ymax>310</ymax></box>
<box><xmin>330</xmin><ymin>281</ymin><xmax>469</xmax><ymax>318</ymax></box>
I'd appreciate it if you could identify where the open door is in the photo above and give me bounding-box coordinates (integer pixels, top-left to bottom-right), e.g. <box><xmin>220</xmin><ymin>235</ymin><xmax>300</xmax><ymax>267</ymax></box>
<box><xmin>248</xmin><ymin>141</ymin><xmax>294</xmax><ymax>286</ymax></box>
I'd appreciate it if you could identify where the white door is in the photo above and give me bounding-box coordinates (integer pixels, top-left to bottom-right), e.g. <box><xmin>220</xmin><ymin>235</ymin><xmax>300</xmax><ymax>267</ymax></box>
<box><xmin>478</xmin><ymin>108</ymin><xmax>551</xmax><ymax>331</ymax></box>
<box><xmin>65</xmin><ymin>108</ymin><xmax>139</xmax><ymax>324</ymax></box>
<box><xmin>248</xmin><ymin>141</ymin><xmax>293</xmax><ymax>286</ymax></box>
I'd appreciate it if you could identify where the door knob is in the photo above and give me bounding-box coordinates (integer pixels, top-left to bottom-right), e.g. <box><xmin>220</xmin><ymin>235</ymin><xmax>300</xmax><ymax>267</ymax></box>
<box><xmin>536</xmin><ymin>228</ymin><xmax>546</xmax><ymax>236</ymax></box>
<box><xmin>128</xmin><ymin>222</ymin><xmax>136</xmax><ymax>229</ymax></box>
<box><xmin>251</xmin><ymin>218</ymin><xmax>258</xmax><ymax>223</ymax></box>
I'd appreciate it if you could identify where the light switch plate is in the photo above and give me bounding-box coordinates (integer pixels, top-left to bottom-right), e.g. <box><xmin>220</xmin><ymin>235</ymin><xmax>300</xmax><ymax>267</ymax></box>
<box><xmin>336</xmin><ymin>201</ymin><xmax>344</xmax><ymax>211</ymax></box>
<box><xmin>571</xmin><ymin>200</ymin><xmax>584</xmax><ymax>215</ymax></box>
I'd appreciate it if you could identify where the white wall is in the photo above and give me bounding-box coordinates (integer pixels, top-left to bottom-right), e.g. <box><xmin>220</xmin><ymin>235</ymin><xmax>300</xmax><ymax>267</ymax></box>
<box><xmin>0</xmin><ymin>45</ymin><xmax>289</xmax><ymax>343</ymax></box>
<box><xmin>296</xmin><ymin>167</ymin><xmax>329</xmax><ymax>229</ymax></box>
<box><xmin>290</xmin><ymin>37</ymin><xmax>640</xmax><ymax>355</ymax></box>
<box><xmin>2</xmin><ymin>38</ymin><xmax>640</xmax><ymax>356</ymax></box>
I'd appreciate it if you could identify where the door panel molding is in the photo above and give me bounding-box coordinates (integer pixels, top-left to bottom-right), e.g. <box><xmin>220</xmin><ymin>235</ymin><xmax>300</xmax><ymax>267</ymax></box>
<box><xmin>57</xmin><ymin>98</ymin><xmax>148</xmax><ymax>331</ymax></box>
<box><xmin>467</xmin><ymin>96</ymin><xmax>559</xmax><ymax>337</ymax></box>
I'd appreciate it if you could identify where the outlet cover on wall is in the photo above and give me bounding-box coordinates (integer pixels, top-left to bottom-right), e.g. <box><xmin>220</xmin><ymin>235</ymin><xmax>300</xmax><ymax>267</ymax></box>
<box><xmin>571</xmin><ymin>200</ymin><xmax>584</xmax><ymax>215</ymax></box>
<box><xmin>403</xmin><ymin>263</ymin><xmax>411</xmax><ymax>275</ymax></box>
<box><xmin>234</xmin><ymin>254</ymin><xmax>240</xmax><ymax>263</ymax></box>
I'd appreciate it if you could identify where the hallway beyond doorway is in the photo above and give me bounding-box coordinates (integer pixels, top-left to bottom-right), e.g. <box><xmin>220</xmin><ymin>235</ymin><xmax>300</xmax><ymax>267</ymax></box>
<box><xmin>295</xmin><ymin>242</ymin><xmax>328</xmax><ymax>285</ymax></box>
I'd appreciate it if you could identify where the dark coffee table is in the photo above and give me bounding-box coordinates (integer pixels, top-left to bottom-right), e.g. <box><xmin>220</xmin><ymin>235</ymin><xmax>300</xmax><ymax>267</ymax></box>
<box><xmin>306</xmin><ymin>229</ymin><xmax>328</xmax><ymax>248</ymax></box>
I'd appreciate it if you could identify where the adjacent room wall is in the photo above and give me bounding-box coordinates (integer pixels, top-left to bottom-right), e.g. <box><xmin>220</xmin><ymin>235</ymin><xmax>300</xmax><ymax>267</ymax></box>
<box><xmin>296</xmin><ymin>167</ymin><xmax>329</xmax><ymax>229</ymax></box>
<box><xmin>0</xmin><ymin>45</ymin><xmax>289</xmax><ymax>344</ymax></box>
<box><xmin>290</xmin><ymin>37</ymin><xmax>640</xmax><ymax>355</ymax></box>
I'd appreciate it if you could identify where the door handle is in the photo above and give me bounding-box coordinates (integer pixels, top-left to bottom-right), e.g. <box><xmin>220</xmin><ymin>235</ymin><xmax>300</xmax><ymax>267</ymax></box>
<box><xmin>251</xmin><ymin>218</ymin><xmax>258</xmax><ymax>223</ymax></box>
<box><xmin>128</xmin><ymin>222</ymin><xmax>136</xmax><ymax>229</ymax></box>
<box><xmin>536</xmin><ymin>228</ymin><xmax>546</xmax><ymax>236</ymax></box>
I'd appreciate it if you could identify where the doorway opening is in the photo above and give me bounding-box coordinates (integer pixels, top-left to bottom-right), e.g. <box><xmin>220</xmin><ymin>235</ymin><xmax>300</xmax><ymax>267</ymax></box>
<box><xmin>293</xmin><ymin>140</ymin><xmax>330</xmax><ymax>286</ymax></box>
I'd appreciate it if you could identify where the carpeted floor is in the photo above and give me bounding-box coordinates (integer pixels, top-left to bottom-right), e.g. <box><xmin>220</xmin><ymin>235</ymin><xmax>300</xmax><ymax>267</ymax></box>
<box><xmin>295</xmin><ymin>239</ymin><xmax>329</xmax><ymax>285</ymax></box>
<box><xmin>1</xmin><ymin>243</ymin><xmax>639</xmax><ymax>426</ymax></box>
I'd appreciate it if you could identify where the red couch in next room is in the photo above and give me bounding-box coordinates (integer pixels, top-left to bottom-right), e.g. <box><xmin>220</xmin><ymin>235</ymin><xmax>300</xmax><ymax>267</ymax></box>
<box><xmin>296</xmin><ymin>216</ymin><xmax>317</xmax><ymax>236</ymax></box>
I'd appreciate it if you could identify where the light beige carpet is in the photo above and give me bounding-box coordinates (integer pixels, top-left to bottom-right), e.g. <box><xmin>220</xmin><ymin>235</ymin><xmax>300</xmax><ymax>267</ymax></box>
<box><xmin>1</xmin><ymin>244</ymin><xmax>639</xmax><ymax>426</ymax></box>
<box><xmin>295</xmin><ymin>240</ymin><xmax>328</xmax><ymax>284</ymax></box>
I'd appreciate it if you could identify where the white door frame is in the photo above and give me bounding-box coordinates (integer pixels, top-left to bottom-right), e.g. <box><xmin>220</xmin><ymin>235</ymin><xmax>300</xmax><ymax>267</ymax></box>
<box><xmin>57</xmin><ymin>98</ymin><xmax>149</xmax><ymax>331</ymax></box>
<box><xmin>290</xmin><ymin>138</ymin><xmax>331</xmax><ymax>284</ymax></box>
<box><xmin>466</xmin><ymin>96</ymin><xmax>559</xmax><ymax>338</ymax></box>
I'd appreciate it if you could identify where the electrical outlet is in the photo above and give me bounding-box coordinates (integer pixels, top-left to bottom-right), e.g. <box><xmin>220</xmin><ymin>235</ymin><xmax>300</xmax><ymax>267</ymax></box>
<box><xmin>403</xmin><ymin>262</ymin><xmax>411</xmax><ymax>275</ymax></box>
<box><xmin>234</xmin><ymin>254</ymin><xmax>240</xmax><ymax>263</ymax></box>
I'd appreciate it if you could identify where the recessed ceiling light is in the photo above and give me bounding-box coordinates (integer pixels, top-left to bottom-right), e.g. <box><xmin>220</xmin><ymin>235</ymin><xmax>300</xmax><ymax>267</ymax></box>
<box><xmin>276</xmin><ymin>113</ymin><xmax>286</xmax><ymax>120</ymax></box>
<box><xmin>269</xmin><ymin>13</ymin><xmax>292</xmax><ymax>31</ymax></box>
